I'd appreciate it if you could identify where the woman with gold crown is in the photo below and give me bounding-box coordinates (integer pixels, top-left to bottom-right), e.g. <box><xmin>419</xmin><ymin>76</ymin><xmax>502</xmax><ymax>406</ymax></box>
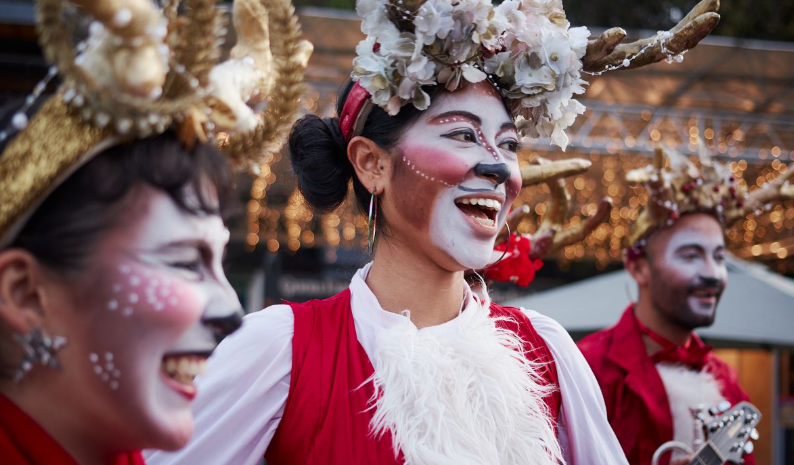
<box><xmin>0</xmin><ymin>0</ymin><xmax>310</xmax><ymax>463</ymax></box>
<box><xmin>149</xmin><ymin>1</ymin><xmax>720</xmax><ymax>464</ymax></box>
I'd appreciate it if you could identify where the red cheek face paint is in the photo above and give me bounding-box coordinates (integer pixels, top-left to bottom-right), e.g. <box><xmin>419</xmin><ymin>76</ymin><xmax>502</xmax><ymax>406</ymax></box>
<box><xmin>505</xmin><ymin>168</ymin><xmax>522</xmax><ymax>204</ymax></box>
<box><xmin>399</xmin><ymin>142</ymin><xmax>472</xmax><ymax>187</ymax></box>
<box><xmin>390</xmin><ymin>147</ymin><xmax>450</xmax><ymax>233</ymax></box>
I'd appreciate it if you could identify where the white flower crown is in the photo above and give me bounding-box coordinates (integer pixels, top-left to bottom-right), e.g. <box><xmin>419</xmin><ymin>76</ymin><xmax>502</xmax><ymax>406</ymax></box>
<box><xmin>352</xmin><ymin>0</ymin><xmax>590</xmax><ymax>149</ymax></box>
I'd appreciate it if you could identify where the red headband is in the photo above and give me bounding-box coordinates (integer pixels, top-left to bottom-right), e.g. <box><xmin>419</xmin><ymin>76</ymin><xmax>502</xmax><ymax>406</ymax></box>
<box><xmin>339</xmin><ymin>81</ymin><xmax>373</xmax><ymax>142</ymax></box>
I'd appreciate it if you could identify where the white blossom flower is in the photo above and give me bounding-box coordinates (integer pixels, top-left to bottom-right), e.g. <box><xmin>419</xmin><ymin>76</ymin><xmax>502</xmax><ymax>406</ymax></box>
<box><xmin>415</xmin><ymin>0</ymin><xmax>454</xmax><ymax>45</ymax></box>
<box><xmin>495</xmin><ymin>0</ymin><xmax>527</xmax><ymax>31</ymax></box>
<box><xmin>357</xmin><ymin>0</ymin><xmax>386</xmax><ymax>37</ymax></box>
<box><xmin>351</xmin><ymin>0</ymin><xmax>591</xmax><ymax>149</ymax></box>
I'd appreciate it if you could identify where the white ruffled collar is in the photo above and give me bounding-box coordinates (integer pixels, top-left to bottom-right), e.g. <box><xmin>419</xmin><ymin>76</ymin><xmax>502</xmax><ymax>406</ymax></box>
<box><xmin>349</xmin><ymin>263</ymin><xmax>483</xmax><ymax>352</ymax></box>
<box><xmin>349</xmin><ymin>263</ymin><xmax>561</xmax><ymax>464</ymax></box>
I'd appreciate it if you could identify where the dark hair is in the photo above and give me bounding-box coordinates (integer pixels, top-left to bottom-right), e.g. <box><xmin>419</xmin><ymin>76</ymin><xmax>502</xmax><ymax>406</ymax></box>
<box><xmin>8</xmin><ymin>131</ymin><xmax>233</xmax><ymax>271</ymax></box>
<box><xmin>288</xmin><ymin>80</ymin><xmax>440</xmax><ymax>214</ymax></box>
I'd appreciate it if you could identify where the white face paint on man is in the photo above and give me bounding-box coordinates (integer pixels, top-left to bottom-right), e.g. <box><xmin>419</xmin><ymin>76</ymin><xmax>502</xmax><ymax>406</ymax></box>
<box><xmin>384</xmin><ymin>81</ymin><xmax>522</xmax><ymax>270</ymax></box>
<box><xmin>51</xmin><ymin>186</ymin><xmax>242</xmax><ymax>451</ymax></box>
<box><xmin>645</xmin><ymin>213</ymin><xmax>728</xmax><ymax>330</ymax></box>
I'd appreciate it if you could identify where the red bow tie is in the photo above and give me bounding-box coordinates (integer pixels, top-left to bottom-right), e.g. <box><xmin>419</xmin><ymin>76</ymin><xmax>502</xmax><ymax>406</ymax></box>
<box><xmin>633</xmin><ymin>310</ymin><xmax>713</xmax><ymax>370</ymax></box>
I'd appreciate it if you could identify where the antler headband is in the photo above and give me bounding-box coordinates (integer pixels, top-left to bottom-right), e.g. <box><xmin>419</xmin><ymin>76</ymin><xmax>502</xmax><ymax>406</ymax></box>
<box><xmin>485</xmin><ymin>157</ymin><xmax>613</xmax><ymax>286</ymax></box>
<box><xmin>0</xmin><ymin>0</ymin><xmax>313</xmax><ymax>247</ymax></box>
<box><xmin>344</xmin><ymin>0</ymin><xmax>720</xmax><ymax>149</ymax></box>
<box><xmin>626</xmin><ymin>145</ymin><xmax>794</xmax><ymax>247</ymax></box>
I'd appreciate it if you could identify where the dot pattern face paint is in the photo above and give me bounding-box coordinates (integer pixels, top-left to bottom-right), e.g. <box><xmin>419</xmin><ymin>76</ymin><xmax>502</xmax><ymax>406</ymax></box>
<box><xmin>474</xmin><ymin>125</ymin><xmax>500</xmax><ymax>162</ymax></box>
<box><xmin>93</xmin><ymin>260</ymin><xmax>203</xmax><ymax>395</ymax></box>
<box><xmin>108</xmin><ymin>265</ymin><xmax>185</xmax><ymax>316</ymax></box>
<box><xmin>89</xmin><ymin>351</ymin><xmax>122</xmax><ymax>390</ymax></box>
<box><xmin>401</xmin><ymin>154</ymin><xmax>455</xmax><ymax>187</ymax></box>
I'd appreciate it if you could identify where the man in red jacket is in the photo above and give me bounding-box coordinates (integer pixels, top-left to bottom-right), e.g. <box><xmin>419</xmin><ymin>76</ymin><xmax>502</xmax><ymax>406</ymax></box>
<box><xmin>578</xmin><ymin>147</ymin><xmax>792</xmax><ymax>465</ymax></box>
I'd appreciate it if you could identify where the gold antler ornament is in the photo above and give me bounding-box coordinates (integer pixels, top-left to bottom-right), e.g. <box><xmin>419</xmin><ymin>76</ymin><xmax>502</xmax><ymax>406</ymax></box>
<box><xmin>528</xmin><ymin>158</ymin><xmax>613</xmax><ymax>257</ymax></box>
<box><xmin>487</xmin><ymin>157</ymin><xmax>613</xmax><ymax>287</ymax></box>
<box><xmin>352</xmin><ymin>0</ymin><xmax>720</xmax><ymax>150</ymax></box>
<box><xmin>0</xmin><ymin>0</ymin><xmax>312</xmax><ymax>246</ymax></box>
<box><xmin>626</xmin><ymin>145</ymin><xmax>794</xmax><ymax>248</ymax></box>
<box><xmin>582</xmin><ymin>0</ymin><xmax>720</xmax><ymax>73</ymax></box>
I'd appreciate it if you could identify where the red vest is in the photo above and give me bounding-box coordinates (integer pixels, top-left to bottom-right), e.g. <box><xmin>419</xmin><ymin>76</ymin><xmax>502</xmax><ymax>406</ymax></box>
<box><xmin>265</xmin><ymin>289</ymin><xmax>560</xmax><ymax>465</ymax></box>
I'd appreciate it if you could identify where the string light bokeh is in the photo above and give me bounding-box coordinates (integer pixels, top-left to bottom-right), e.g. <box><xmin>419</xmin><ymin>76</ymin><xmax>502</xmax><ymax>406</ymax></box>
<box><xmin>245</xmin><ymin>84</ymin><xmax>793</xmax><ymax>274</ymax></box>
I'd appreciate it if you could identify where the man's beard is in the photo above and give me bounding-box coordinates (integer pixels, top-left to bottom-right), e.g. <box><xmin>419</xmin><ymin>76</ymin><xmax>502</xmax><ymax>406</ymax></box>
<box><xmin>649</xmin><ymin>277</ymin><xmax>724</xmax><ymax>331</ymax></box>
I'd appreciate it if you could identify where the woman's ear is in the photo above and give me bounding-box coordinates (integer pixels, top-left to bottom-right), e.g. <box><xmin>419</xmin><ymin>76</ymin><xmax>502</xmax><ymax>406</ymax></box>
<box><xmin>347</xmin><ymin>136</ymin><xmax>391</xmax><ymax>194</ymax></box>
<box><xmin>0</xmin><ymin>249</ymin><xmax>46</xmax><ymax>335</ymax></box>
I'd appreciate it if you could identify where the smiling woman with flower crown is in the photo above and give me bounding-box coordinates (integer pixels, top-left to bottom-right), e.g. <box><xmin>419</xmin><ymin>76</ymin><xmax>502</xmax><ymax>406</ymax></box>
<box><xmin>148</xmin><ymin>0</ymin><xmax>721</xmax><ymax>464</ymax></box>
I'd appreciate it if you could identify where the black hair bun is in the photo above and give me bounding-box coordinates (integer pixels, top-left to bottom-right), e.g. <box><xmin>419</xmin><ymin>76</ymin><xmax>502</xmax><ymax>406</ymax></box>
<box><xmin>288</xmin><ymin>114</ymin><xmax>353</xmax><ymax>212</ymax></box>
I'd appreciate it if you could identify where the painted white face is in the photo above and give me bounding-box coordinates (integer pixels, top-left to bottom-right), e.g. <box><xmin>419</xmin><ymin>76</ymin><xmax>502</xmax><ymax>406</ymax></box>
<box><xmin>646</xmin><ymin>213</ymin><xmax>728</xmax><ymax>329</ymax></box>
<box><xmin>56</xmin><ymin>186</ymin><xmax>242</xmax><ymax>451</ymax></box>
<box><xmin>386</xmin><ymin>82</ymin><xmax>521</xmax><ymax>270</ymax></box>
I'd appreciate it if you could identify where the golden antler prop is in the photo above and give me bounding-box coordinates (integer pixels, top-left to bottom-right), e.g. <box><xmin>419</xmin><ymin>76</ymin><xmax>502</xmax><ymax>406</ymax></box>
<box><xmin>503</xmin><ymin>157</ymin><xmax>613</xmax><ymax>257</ymax></box>
<box><xmin>206</xmin><ymin>0</ymin><xmax>275</xmax><ymax>135</ymax></box>
<box><xmin>625</xmin><ymin>144</ymin><xmax>793</xmax><ymax>247</ymax></box>
<box><xmin>495</xmin><ymin>158</ymin><xmax>592</xmax><ymax>243</ymax></box>
<box><xmin>219</xmin><ymin>0</ymin><xmax>313</xmax><ymax>169</ymax></box>
<box><xmin>627</xmin><ymin>146</ymin><xmax>675</xmax><ymax>218</ymax></box>
<box><xmin>541</xmin><ymin>196</ymin><xmax>612</xmax><ymax>256</ymax></box>
<box><xmin>532</xmin><ymin>158</ymin><xmax>613</xmax><ymax>256</ymax></box>
<box><xmin>582</xmin><ymin>0</ymin><xmax>720</xmax><ymax>73</ymax></box>
<box><xmin>725</xmin><ymin>164</ymin><xmax>794</xmax><ymax>226</ymax></box>
<box><xmin>521</xmin><ymin>158</ymin><xmax>592</xmax><ymax>187</ymax></box>
<box><xmin>484</xmin><ymin>157</ymin><xmax>612</xmax><ymax>286</ymax></box>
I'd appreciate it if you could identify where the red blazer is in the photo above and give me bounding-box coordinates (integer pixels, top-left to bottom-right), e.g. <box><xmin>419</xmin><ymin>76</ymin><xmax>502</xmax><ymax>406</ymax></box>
<box><xmin>577</xmin><ymin>306</ymin><xmax>755</xmax><ymax>465</ymax></box>
<box><xmin>265</xmin><ymin>289</ymin><xmax>561</xmax><ymax>464</ymax></box>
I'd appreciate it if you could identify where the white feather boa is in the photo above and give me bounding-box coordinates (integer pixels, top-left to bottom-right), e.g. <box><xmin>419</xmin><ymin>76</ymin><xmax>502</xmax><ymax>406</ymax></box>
<box><xmin>365</xmin><ymin>295</ymin><xmax>563</xmax><ymax>465</ymax></box>
<box><xmin>656</xmin><ymin>363</ymin><xmax>726</xmax><ymax>460</ymax></box>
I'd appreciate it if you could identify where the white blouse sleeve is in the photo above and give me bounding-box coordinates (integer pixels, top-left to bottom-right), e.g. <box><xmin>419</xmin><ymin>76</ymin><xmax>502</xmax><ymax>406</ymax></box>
<box><xmin>523</xmin><ymin>309</ymin><xmax>628</xmax><ymax>465</ymax></box>
<box><xmin>145</xmin><ymin>304</ymin><xmax>294</xmax><ymax>465</ymax></box>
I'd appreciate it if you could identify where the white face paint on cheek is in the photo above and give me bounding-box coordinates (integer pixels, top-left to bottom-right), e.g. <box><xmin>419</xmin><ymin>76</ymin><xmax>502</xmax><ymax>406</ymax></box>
<box><xmin>93</xmin><ymin>261</ymin><xmax>200</xmax><ymax>396</ymax></box>
<box><xmin>429</xmin><ymin>189</ymin><xmax>498</xmax><ymax>270</ymax></box>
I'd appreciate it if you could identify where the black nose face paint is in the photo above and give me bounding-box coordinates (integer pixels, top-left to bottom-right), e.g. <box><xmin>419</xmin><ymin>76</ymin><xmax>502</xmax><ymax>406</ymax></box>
<box><xmin>474</xmin><ymin>163</ymin><xmax>510</xmax><ymax>185</ymax></box>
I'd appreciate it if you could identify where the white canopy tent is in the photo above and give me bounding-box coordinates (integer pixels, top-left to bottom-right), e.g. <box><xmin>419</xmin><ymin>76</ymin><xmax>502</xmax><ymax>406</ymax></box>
<box><xmin>505</xmin><ymin>257</ymin><xmax>794</xmax><ymax>348</ymax></box>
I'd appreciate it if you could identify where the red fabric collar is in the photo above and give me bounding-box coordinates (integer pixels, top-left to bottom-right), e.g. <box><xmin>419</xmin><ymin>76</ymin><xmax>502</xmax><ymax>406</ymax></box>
<box><xmin>0</xmin><ymin>393</ymin><xmax>145</xmax><ymax>465</ymax></box>
<box><xmin>630</xmin><ymin>306</ymin><xmax>713</xmax><ymax>370</ymax></box>
<box><xmin>0</xmin><ymin>393</ymin><xmax>78</xmax><ymax>465</ymax></box>
<box><xmin>339</xmin><ymin>82</ymin><xmax>372</xmax><ymax>142</ymax></box>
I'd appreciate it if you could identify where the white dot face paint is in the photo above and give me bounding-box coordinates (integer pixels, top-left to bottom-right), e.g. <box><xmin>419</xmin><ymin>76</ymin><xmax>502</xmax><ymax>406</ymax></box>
<box><xmin>388</xmin><ymin>82</ymin><xmax>522</xmax><ymax>270</ymax></box>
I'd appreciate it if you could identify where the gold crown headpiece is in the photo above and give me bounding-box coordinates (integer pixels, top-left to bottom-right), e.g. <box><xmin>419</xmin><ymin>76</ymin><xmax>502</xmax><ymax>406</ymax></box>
<box><xmin>0</xmin><ymin>0</ymin><xmax>313</xmax><ymax>246</ymax></box>
<box><xmin>626</xmin><ymin>145</ymin><xmax>794</xmax><ymax>247</ymax></box>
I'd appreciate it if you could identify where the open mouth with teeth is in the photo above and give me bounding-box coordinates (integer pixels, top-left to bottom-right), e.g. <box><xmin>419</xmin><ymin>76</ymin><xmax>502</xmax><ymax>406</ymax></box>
<box><xmin>160</xmin><ymin>353</ymin><xmax>209</xmax><ymax>399</ymax></box>
<box><xmin>455</xmin><ymin>197</ymin><xmax>502</xmax><ymax>229</ymax></box>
